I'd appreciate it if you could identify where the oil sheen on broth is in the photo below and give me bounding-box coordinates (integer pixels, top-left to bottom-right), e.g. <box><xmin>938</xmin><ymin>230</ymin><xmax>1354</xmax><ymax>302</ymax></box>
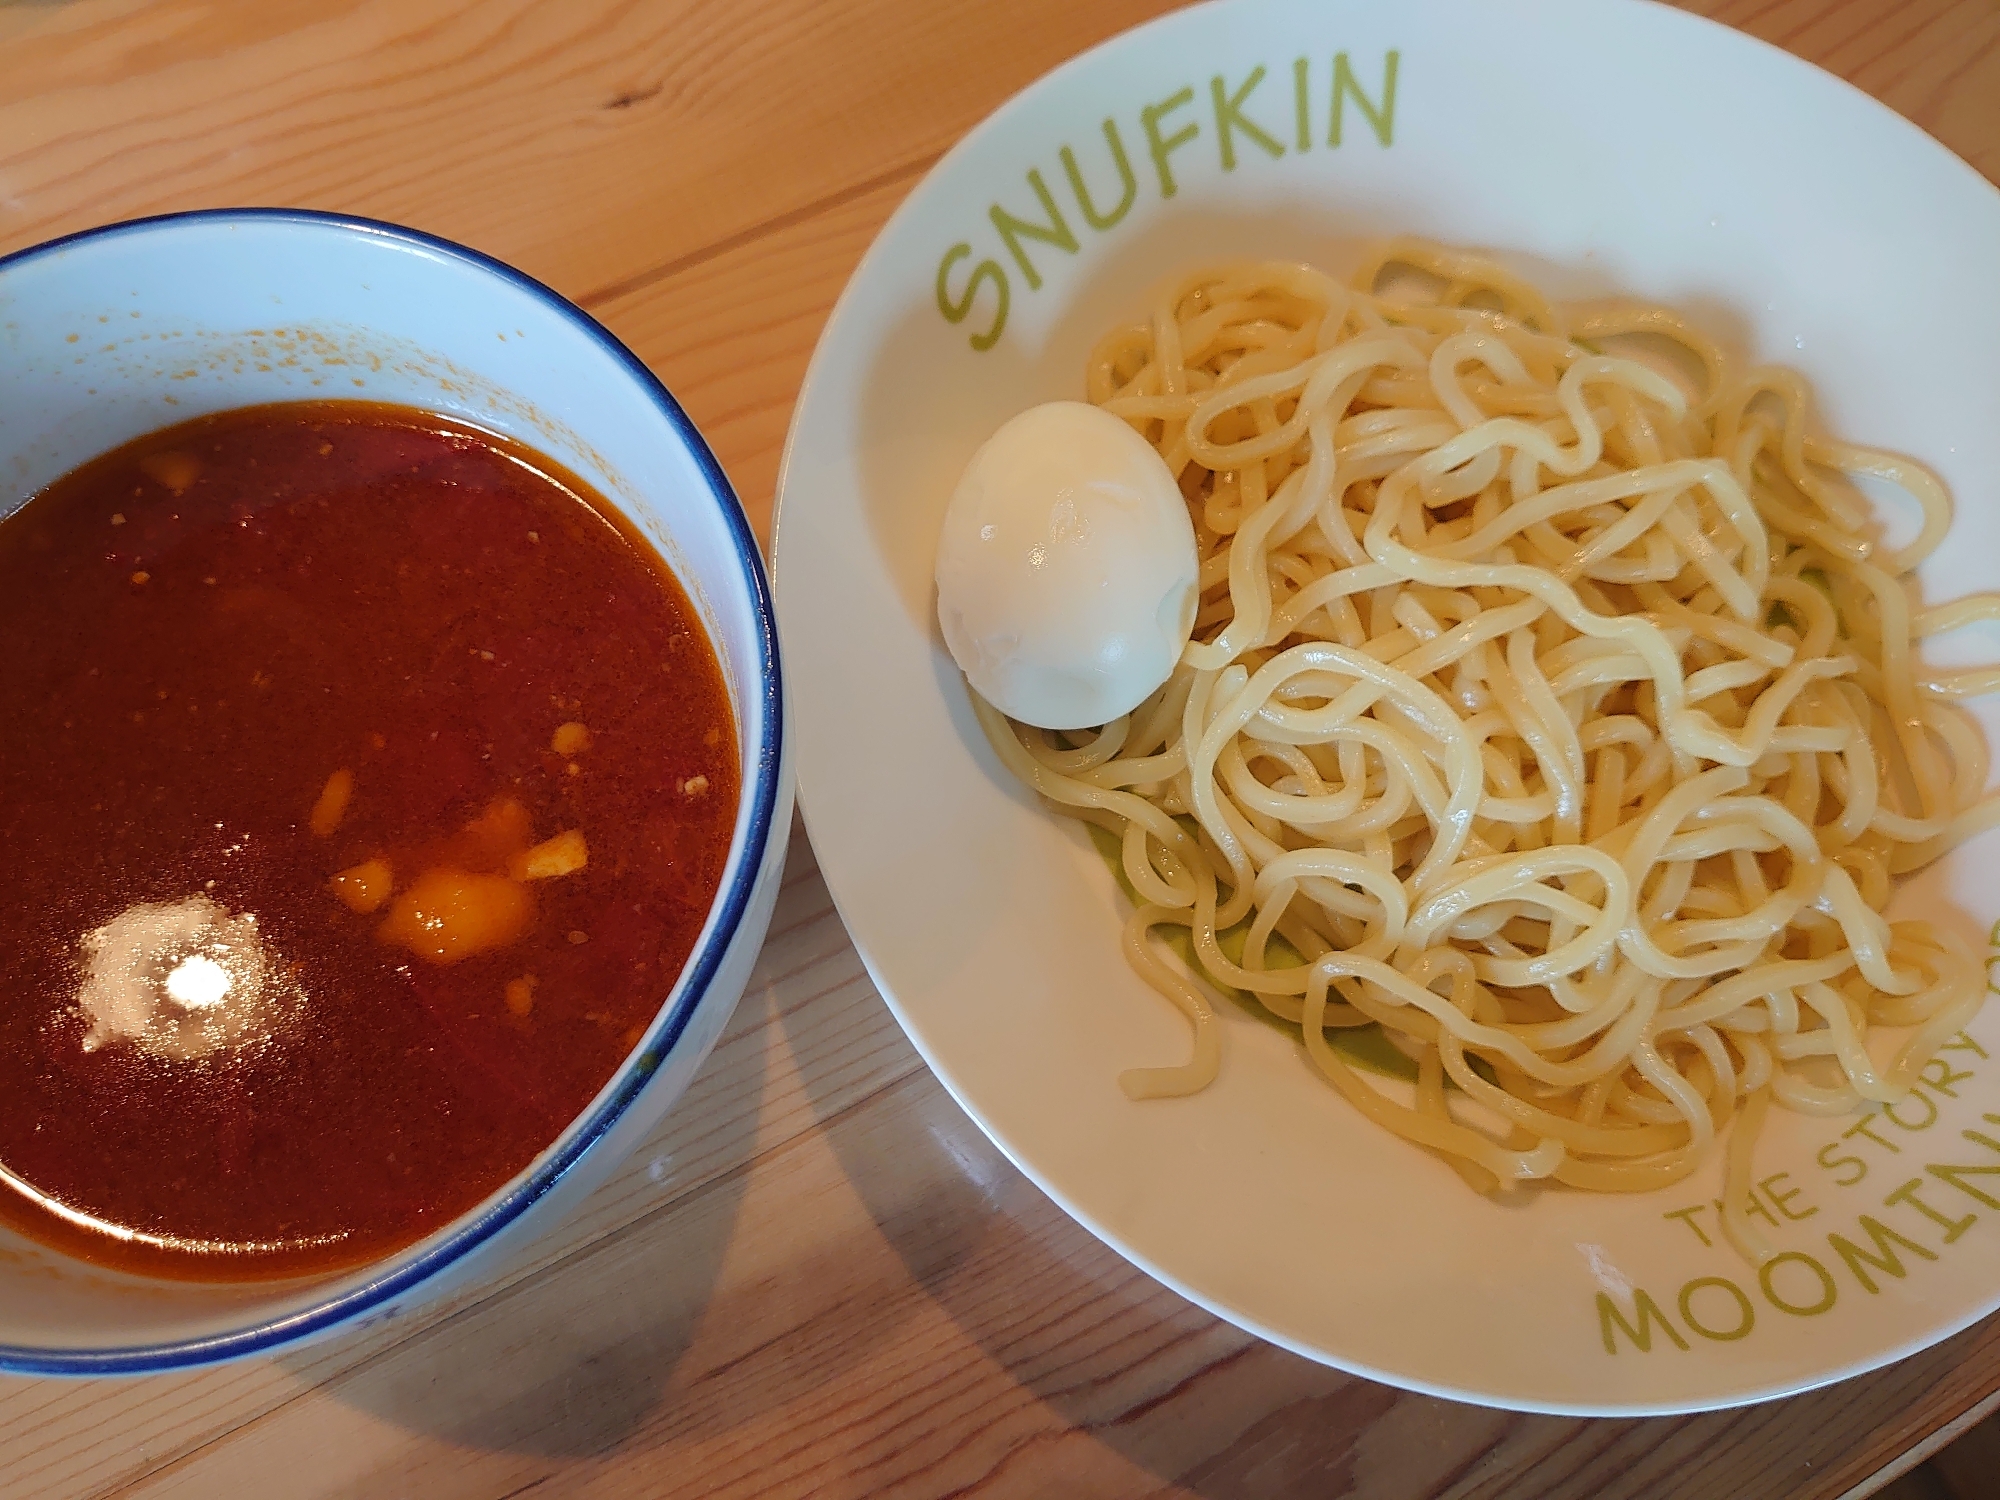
<box><xmin>0</xmin><ymin>402</ymin><xmax>739</xmax><ymax>1279</ymax></box>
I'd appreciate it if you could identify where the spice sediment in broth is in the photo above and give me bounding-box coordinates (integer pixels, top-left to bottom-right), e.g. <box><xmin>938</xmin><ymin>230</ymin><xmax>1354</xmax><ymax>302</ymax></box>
<box><xmin>0</xmin><ymin>401</ymin><xmax>739</xmax><ymax>1279</ymax></box>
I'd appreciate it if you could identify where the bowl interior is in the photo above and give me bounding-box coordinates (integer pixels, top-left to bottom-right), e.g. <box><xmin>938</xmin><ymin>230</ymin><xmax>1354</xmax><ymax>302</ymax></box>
<box><xmin>0</xmin><ymin>212</ymin><xmax>779</xmax><ymax>1366</ymax></box>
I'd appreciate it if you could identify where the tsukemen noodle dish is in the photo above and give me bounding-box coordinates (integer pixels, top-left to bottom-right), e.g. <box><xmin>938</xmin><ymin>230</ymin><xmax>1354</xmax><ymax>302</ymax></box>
<box><xmin>0</xmin><ymin>401</ymin><xmax>739</xmax><ymax>1278</ymax></box>
<box><xmin>933</xmin><ymin>238</ymin><xmax>2000</xmax><ymax>1265</ymax></box>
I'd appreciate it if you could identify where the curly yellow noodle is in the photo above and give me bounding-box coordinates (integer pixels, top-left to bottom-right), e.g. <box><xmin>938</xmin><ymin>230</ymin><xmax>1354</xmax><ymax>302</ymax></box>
<box><xmin>976</xmin><ymin>243</ymin><xmax>2000</xmax><ymax>1266</ymax></box>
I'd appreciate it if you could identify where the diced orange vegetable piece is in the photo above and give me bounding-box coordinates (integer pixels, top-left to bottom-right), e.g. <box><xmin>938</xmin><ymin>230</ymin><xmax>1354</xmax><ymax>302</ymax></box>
<box><xmin>329</xmin><ymin>858</ymin><xmax>394</xmax><ymax>914</ymax></box>
<box><xmin>509</xmin><ymin>828</ymin><xmax>587</xmax><ymax>882</ymax></box>
<box><xmin>551</xmin><ymin>721</ymin><xmax>592</xmax><ymax>756</ymax></box>
<box><xmin>310</xmin><ymin>768</ymin><xmax>353</xmax><ymax>836</ymax></box>
<box><xmin>504</xmin><ymin>974</ymin><xmax>537</xmax><ymax>1017</ymax></box>
<box><xmin>377</xmin><ymin>867</ymin><xmax>532</xmax><ymax>964</ymax></box>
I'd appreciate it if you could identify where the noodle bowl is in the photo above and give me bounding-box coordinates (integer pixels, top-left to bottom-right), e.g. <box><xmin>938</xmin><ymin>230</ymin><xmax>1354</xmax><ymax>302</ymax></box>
<box><xmin>976</xmin><ymin>239</ymin><xmax>2000</xmax><ymax>1264</ymax></box>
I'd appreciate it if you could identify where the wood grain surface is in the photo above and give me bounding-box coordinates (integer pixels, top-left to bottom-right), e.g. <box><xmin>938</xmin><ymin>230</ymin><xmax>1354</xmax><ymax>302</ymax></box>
<box><xmin>1</xmin><ymin>1</ymin><xmax>1997</xmax><ymax>1497</ymax></box>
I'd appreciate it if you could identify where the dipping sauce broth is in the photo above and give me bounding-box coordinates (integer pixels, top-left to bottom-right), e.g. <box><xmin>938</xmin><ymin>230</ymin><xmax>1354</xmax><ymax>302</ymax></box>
<box><xmin>0</xmin><ymin>402</ymin><xmax>739</xmax><ymax>1278</ymax></box>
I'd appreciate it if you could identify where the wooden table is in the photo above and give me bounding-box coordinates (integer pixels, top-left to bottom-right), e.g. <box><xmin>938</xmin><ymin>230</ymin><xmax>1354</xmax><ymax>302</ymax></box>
<box><xmin>2</xmin><ymin>1</ymin><xmax>1997</xmax><ymax>1495</ymax></box>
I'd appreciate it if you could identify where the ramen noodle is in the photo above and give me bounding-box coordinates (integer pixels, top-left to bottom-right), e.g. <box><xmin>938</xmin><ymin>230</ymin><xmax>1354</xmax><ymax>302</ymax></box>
<box><xmin>975</xmin><ymin>240</ymin><xmax>2000</xmax><ymax>1265</ymax></box>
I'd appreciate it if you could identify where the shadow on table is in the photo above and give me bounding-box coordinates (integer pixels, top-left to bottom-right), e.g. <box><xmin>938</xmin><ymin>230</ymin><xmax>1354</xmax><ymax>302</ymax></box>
<box><xmin>272</xmin><ymin>1105</ymin><xmax>758</xmax><ymax>1471</ymax></box>
<box><xmin>269</xmin><ymin>830</ymin><xmax>797</xmax><ymax>1472</ymax></box>
<box><xmin>770</xmin><ymin>984</ymin><xmax>1526</xmax><ymax>1496</ymax></box>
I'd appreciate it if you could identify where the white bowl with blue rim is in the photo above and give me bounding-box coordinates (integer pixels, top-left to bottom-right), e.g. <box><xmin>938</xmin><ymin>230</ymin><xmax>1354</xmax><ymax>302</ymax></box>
<box><xmin>0</xmin><ymin>209</ymin><xmax>792</xmax><ymax>1374</ymax></box>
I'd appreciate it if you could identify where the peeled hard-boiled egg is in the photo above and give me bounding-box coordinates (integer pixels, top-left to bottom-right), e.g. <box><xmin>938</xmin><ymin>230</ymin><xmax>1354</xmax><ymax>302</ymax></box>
<box><xmin>935</xmin><ymin>401</ymin><xmax>1199</xmax><ymax>731</ymax></box>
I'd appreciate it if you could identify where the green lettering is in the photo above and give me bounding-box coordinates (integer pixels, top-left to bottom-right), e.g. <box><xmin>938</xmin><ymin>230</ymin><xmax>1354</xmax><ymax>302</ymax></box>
<box><xmin>1920</xmin><ymin>1056</ymin><xmax>1976</xmax><ymax>1097</ymax></box>
<box><xmin>1942</xmin><ymin>1031</ymin><xmax>1988</xmax><ymax>1059</ymax></box>
<box><xmin>989</xmin><ymin>170</ymin><xmax>1078</xmax><ymax>292</ymax></box>
<box><xmin>1759</xmin><ymin>1171</ymin><xmax>1817</xmax><ymax>1221</ymax></box>
<box><xmin>1930</xmin><ymin>1160</ymin><xmax>2000</xmax><ymax>1211</ymax></box>
<box><xmin>1714</xmin><ymin>1192</ymin><xmax>1775</xmax><ymax>1228</ymax></box>
<box><xmin>1883</xmin><ymin>1089</ymin><xmax>1938</xmax><ymax>1131</ymax></box>
<box><xmin>1663</xmin><ymin>1204</ymin><xmax>1712</xmax><ymax>1246</ymax></box>
<box><xmin>935</xmin><ymin>244</ymin><xmax>1010</xmax><ymax>352</ymax></box>
<box><xmin>1885</xmin><ymin>1177</ymin><xmax>1975</xmax><ymax>1242</ymax></box>
<box><xmin>1060</xmin><ymin>120</ymin><xmax>1138</xmax><ymax>232</ymax></box>
<box><xmin>1844</xmin><ymin>1114</ymin><xmax>1900</xmax><ymax>1152</ymax></box>
<box><xmin>1596</xmin><ymin>1288</ymin><xmax>1689</xmax><ymax>1355</ymax></box>
<box><xmin>1971</xmin><ymin>1128</ymin><xmax>2000</xmax><ymax>1156</ymax></box>
<box><xmin>1330</xmin><ymin>49</ymin><xmax>1400</xmax><ymax>148</ymax></box>
<box><xmin>1141</xmin><ymin>87</ymin><xmax>1200</xmax><ymax>199</ymax></box>
<box><xmin>1761</xmin><ymin>1251</ymin><xmax>1838</xmax><ymax>1316</ymax></box>
<box><xmin>1818</xmin><ymin>1140</ymin><xmax>1867</xmax><ymax>1187</ymax></box>
<box><xmin>1210</xmin><ymin>66</ymin><xmax>1285</xmax><ymax>170</ymax></box>
<box><xmin>1679</xmin><ymin>1276</ymin><xmax>1754</xmax><ymax>1341</ymax></box>
<box><xmin>1829</xmin><ymin>1214</ymin><xmax>1939</xmax><ymax>1294</ymax></box>
<box><xmin>1292</xmin><ymin>57</ymin><xmax>1310</xmax><ymax>151</ymax></box>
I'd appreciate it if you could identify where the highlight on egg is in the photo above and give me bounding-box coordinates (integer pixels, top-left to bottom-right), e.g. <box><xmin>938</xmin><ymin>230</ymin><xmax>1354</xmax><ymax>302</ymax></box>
<box><xmin>933</xmin><ymin>401</ymin><xmax>1199</xmax><ymax>730</ymax></box>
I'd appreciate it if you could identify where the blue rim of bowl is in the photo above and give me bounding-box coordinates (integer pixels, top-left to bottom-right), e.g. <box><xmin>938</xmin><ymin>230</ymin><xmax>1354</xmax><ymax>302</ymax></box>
<box><xmin>0</xmin><ymin>207</ymin><xmax>785</xmax><ymax>1376</ymax></box>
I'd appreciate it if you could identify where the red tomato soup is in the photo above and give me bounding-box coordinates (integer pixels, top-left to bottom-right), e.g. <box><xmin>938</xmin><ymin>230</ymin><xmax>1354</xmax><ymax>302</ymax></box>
<box><xmin>0</xmin><ymin>402</ymin><xmax>739</xmax><ymax>1279</ymax></box>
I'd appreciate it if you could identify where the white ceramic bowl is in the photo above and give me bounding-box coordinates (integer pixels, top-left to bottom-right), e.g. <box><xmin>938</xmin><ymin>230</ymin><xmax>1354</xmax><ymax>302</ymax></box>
<box><xmin>775</xmin><ymin>0</ymin><xmax>2000</xmax><ymax>1414</ymax></box>
<box><xmin>0</xmin><ymin>210</ymin><xmax>793</xmax><ymax>1374</ymax></box>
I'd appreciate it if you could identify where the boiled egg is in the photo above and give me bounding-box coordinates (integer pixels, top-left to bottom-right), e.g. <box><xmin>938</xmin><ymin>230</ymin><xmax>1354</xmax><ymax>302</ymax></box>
<box><xmin>935</xmin><ymin>401</ymin><xmax>1199</xmax><ymax>730</ymax></box>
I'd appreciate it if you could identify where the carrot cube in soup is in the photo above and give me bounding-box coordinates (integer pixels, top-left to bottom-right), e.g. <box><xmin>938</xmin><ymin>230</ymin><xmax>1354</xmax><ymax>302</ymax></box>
<box><xmin>378</xmin><ymin>867</ymin><xmax>533</xmax><ymax>963</ymax></box>
<box><xmin>509</xmin><ymin>829</ymin><xmax>587</xmax><ymax>882</ymax></box>
<box><xmin>329</xmin><ymin>858</ymin><xmax>394</xmax><ymax>914</ymax></box>
<box><xmin>310</xmin><ymin>768</ymin><xmax>353</xmax><ymax>836</ymax></box>
<box><xmin>504</xmin><ymin>974</ymin><xmax>537</xmax><ymax>1017</ymax></box>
